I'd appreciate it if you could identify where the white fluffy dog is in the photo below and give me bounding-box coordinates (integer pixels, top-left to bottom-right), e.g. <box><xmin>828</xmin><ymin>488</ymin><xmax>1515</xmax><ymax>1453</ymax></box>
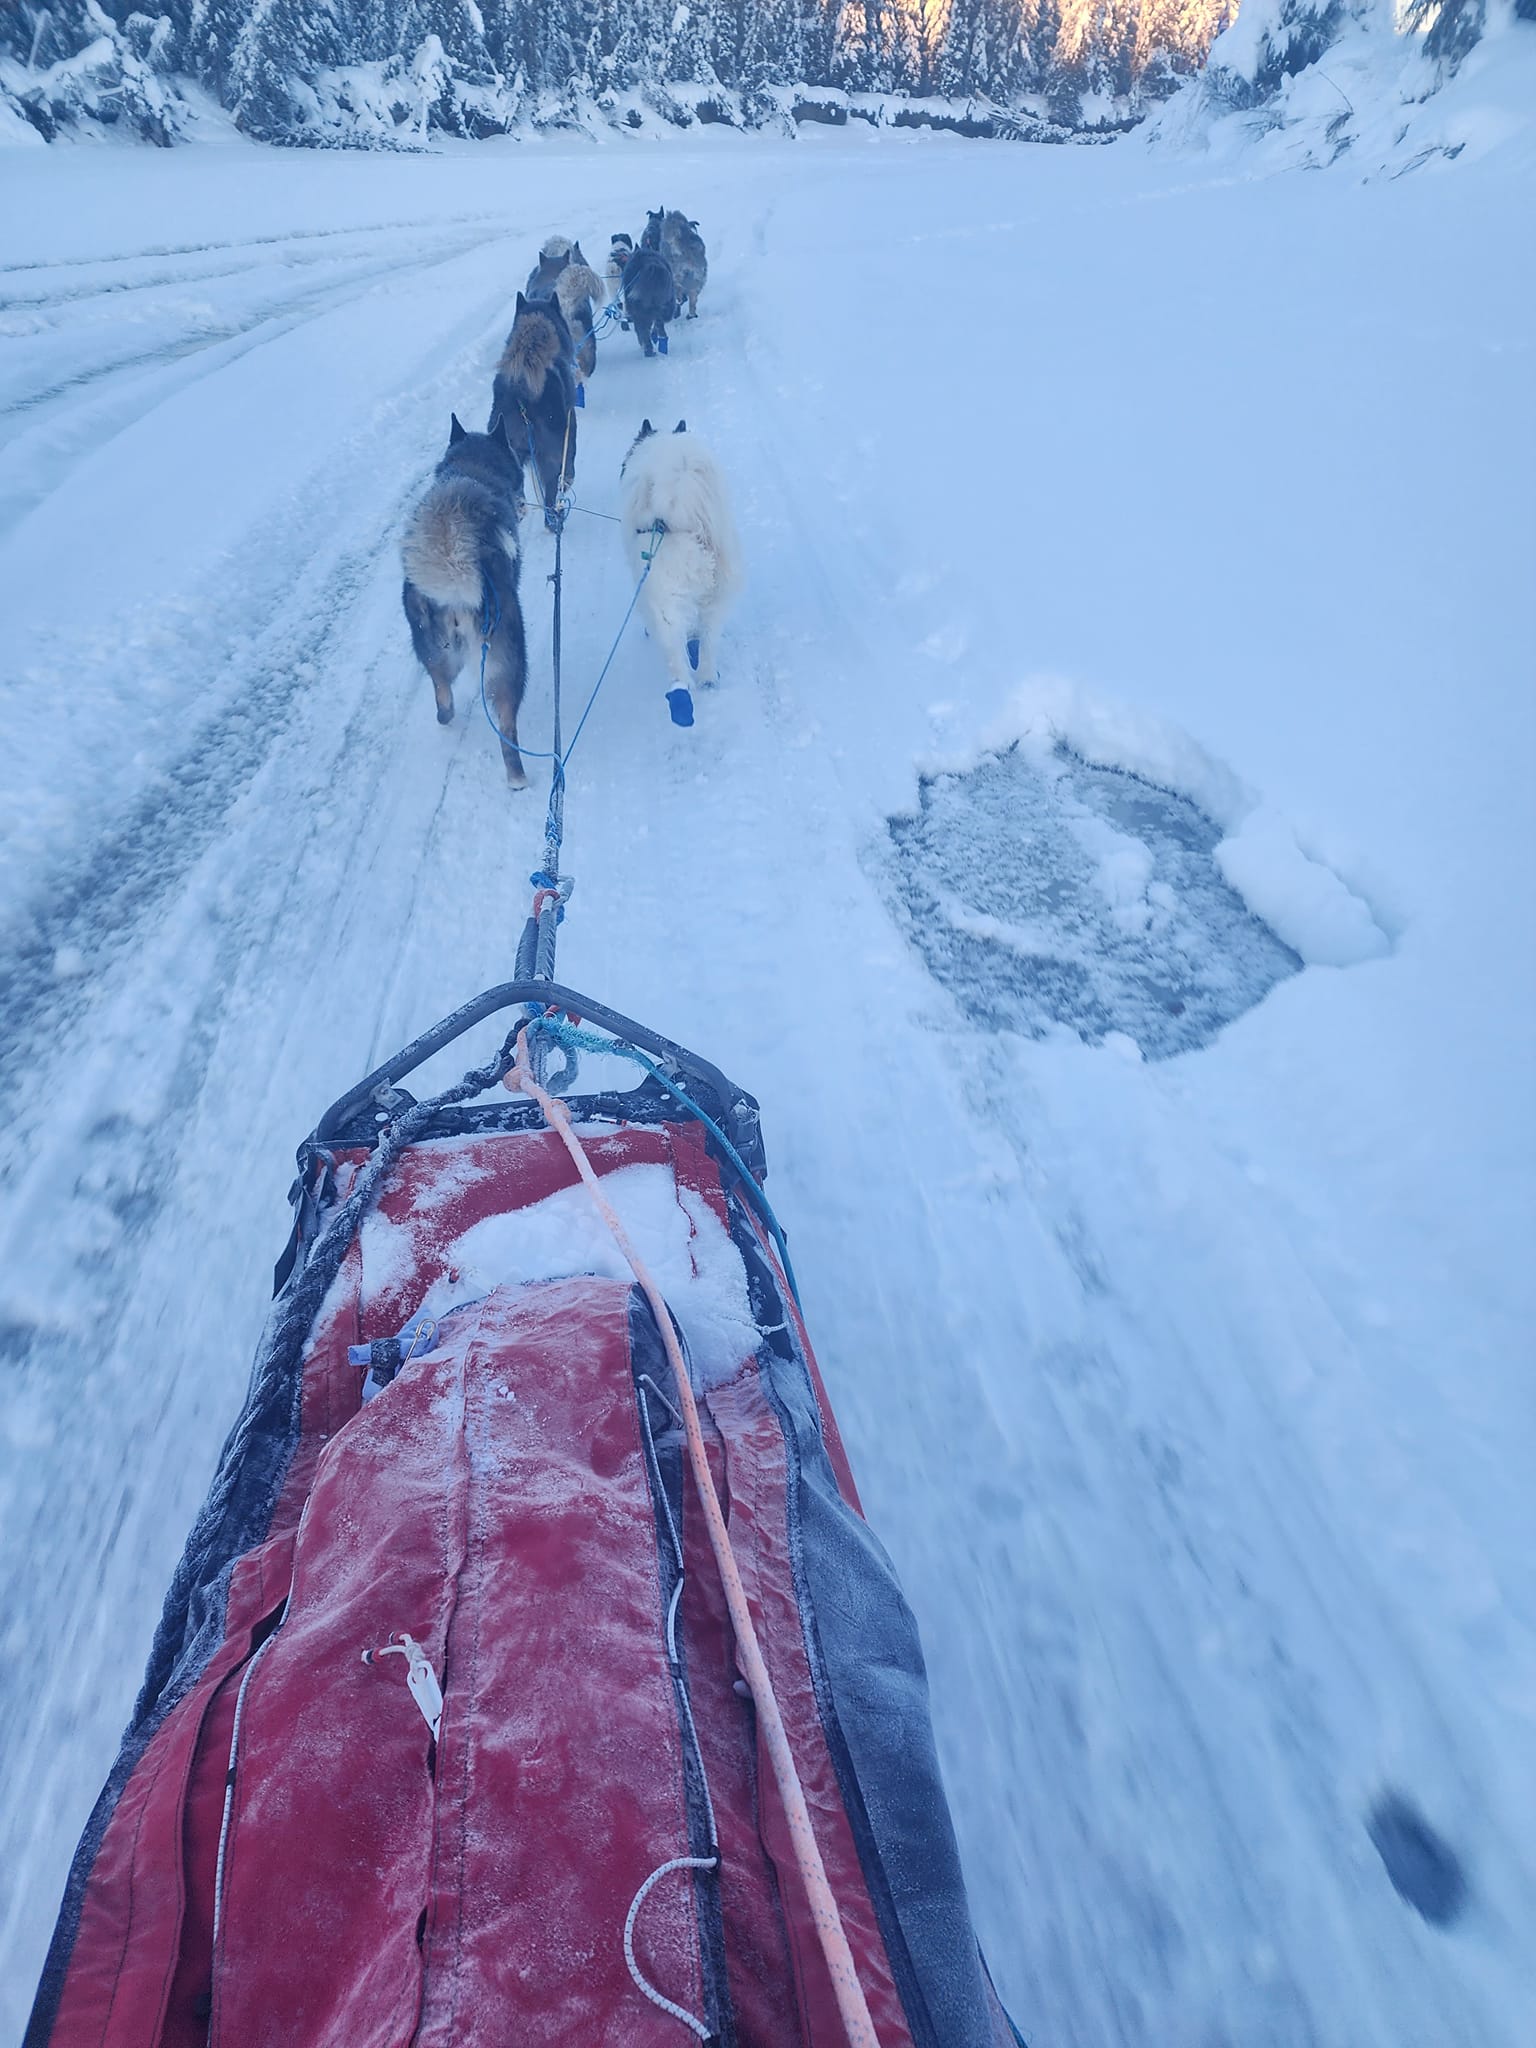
<box><xmin>604</xmin><ymin>232</ymin><xmax>634</xmax><ymax>310</ymax></box>
<box><xmin>621</xmin><ymin>420</ymin><xmax>741</xmax><ymax>701</ymax></box>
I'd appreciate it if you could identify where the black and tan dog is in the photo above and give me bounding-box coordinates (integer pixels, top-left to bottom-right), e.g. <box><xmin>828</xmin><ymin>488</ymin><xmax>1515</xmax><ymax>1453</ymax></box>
<box><xmin>619</xmin><ymin>245</ymin><xmax>676</xmax><ymax>358</ymax></box>
<box><xmin>490</xmin><ymin>293</ymin><xmax>578</xmax><ymax>528</ymax></box>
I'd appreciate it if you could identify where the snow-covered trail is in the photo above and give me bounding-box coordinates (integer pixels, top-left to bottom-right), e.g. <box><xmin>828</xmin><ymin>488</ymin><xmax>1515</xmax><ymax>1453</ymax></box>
<box><xmin>2</xmin><ymin>130</ymin><xmax>1532</xmax><ymax>2048</ymax></box>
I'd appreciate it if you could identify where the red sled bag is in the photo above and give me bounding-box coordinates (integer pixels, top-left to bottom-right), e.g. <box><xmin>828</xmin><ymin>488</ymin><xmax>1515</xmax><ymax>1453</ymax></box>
<box><xmin>27</xmin><ymin>983</ymin><xmax>1021</xmax><ymax>2048</ymax></box>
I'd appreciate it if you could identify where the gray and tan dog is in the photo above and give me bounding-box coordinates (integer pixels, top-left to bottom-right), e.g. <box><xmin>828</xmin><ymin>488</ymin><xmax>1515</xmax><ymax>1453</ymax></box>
<box><xmin>642</xmin><ymin>209</ymin><xmax>708</xmax><ymax>319</ymax></box>
<box><xmin>490</xmin><ymin>293</ymin><xmax>578</xmax><ymax>525</ymax></box>
<box><xmin>401</xmin><ymin>415</ymin><xmax>529</xmax><ymax>787</ymax></box>
<box><xmin>554</xmin><ymin>242</ymin><xmax>604</xmax><ymax>385</ymax></box>
<box><xmin>524</xmin><ymin>234</ymin><xmax>572</xmax><ymax>299</ymax></box>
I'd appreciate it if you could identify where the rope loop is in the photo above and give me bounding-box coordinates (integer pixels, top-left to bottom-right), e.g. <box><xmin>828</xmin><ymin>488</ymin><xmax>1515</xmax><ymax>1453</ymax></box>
<box><xmin>623</xmin><ymin>1857</ymin><xmax>719</xmax><ymax>2039</ymax></box>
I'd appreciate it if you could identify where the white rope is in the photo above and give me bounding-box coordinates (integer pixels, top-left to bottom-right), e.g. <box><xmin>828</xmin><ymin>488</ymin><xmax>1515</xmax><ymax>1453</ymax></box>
<box><xmin>211</xmin><ymin>1632</ymin><xmax>278</xmax><ymax>1944</ymax></box>
<box><xmin>623</xmin><ymin>1855</ymin><xmax>719</xmax><ymax>2039</ymax></box>
<box><xmin>664</xmin><ymin>1575</ymin><xmax>685</xmax><ymax>1665</ymax></box>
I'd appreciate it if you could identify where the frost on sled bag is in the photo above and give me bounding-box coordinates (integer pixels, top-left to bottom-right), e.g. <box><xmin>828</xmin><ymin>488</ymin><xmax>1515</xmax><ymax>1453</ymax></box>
<box><xmin>27</xmin><ymin>996</ymin><xmax>1017</xmax><ymax>2048</ymax></box>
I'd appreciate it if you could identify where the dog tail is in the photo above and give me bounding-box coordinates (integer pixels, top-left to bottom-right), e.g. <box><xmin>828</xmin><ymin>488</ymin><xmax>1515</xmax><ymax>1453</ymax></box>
<box><xmin>498</xmin><ymin>308</ymin><xmax>566</xmax><ymax>401</ymax></box>
<box><xmin>402</xmin><ymin>478</ymin><xmax>490</xmax><ymax>611</ymax></box>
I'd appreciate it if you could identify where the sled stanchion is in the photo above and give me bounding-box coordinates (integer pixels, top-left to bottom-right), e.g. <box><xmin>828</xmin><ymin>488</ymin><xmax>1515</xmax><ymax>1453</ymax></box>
<box><xmin>508</xmin><ymin>1028</ymin><xmax>880</xmax><ymax>2048</ymax></box>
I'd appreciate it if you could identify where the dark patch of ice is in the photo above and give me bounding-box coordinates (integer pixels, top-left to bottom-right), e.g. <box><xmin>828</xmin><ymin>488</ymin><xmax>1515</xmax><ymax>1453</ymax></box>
<box><xmin>886</xmin><ymin>744</ymin><xmax>1301</xmax><ymax>1060</ymax></box>
<box><xmin>1366</xmin><ymin>1793</ymin><xmax>1469</xmax><ymax>1927</ymax></box>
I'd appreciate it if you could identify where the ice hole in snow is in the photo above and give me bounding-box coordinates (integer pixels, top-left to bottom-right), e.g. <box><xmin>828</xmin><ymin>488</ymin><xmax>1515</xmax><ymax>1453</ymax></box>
<box><xmin>887</xmin><ymin>744</ymin><xmax>1302</xmax><ymax>1060</ymax></box>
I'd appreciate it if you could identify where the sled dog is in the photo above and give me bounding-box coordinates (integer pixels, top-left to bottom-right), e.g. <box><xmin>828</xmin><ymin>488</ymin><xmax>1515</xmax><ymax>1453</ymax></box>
<box><xmin>401</xmin><ymin>415</ymin><xmax>529</xmax><ymax>787</ymax></box>
<box><xmin>621</xmin><ymin>420</ymin><xmax>741</xmax><ymax>696</ymax></box>
<box><xmin>644</xmin><ymin>208</ymin><xmax>708</xmax><ymax>318</ymax></box>
<box><xmin>524</xmin><ymin>234</ymin><xmax>571</xmax><ymax>299</ymax></box>
<box><xmin>490</xmin><ymin>293</ymin><xmax>578</xmax><ymax>522</ymax></box>
<box><xmin>620</xmin><ymin>248</ymin><xmax>676</xmax><ymax>358</ymax></box>
<box><xmin>604</xmin><ymin>232</ymin><xmax>634</xmax><ymax>311</ymax></box>
<box><xmin>554</xmin><ymin>243</ymin><xmax>604</xmax><ymax>383</ymax></box>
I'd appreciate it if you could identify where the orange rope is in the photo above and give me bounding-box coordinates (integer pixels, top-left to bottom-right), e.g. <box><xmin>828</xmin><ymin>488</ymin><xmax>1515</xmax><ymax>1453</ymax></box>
<box><xmin>509</xmin><ymin>1032</ymin><xmax>879</xmax><ymax>2048</ymax></box>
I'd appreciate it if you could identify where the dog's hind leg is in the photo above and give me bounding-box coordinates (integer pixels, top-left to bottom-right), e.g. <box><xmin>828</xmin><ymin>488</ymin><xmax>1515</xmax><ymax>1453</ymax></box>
<box><xmin>429</xmin><ymin>658</ymin><xmax>459</xmax><ymax>724</ymax></box>
<box><xmin>482</xmin><ymin>554</ymin><xmax>529</xmax><ymax>788</ymax></box>
<box><xmin>485</xmin><ymin>662</ymin><xmax>526</xmax><ymax>785</ymax></box>
<box><xmin>694</xmin><ymin>597</ymin><xmax>725</xmax><ymax>687</ymax></box>
<box><xmin>499</xmin><ymin>446</ymin><xmax>530</xmax><ymax>523</ymax></box>
<box><xmin>645</xmin><ymin>597</ymin><xmax>694</xmax><ymax>695</ymax></box>
<box><xmin>404</xmin><ymin>583</ymin><xmax>462</xmax><ymax>725</ymax></box>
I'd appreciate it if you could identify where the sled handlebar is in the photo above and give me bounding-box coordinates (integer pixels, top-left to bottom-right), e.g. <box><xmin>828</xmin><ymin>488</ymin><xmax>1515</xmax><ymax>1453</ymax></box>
<box><xmin>313</xmin><ymin>979</ymin><xmax>753</xmax><ymax>1149</ymax></box>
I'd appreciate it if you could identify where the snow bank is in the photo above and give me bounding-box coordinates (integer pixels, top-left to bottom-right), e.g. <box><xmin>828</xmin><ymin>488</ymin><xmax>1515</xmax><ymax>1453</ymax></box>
<box><xmin>1151</xmin><ymin>0</ymin><xmax>1536</xmax><ymax>178</ymax></box>
<box><xmin>1216</xmin><ymin>807</ymin><xmax>1390</xmax><ymax>966</ymax></box>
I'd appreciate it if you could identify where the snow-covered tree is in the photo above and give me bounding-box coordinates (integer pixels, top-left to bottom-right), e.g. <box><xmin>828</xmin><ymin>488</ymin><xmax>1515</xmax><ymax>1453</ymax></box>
<box><xmin>830</xmin><ymin>1</ymin><xmax>924</xmax><ymax>91</ymax></box>
<box><xmin>1400</xmin><ymin>0</ymin><xmax>1485</xmax><ymax>63</ymax></box>
<box><xmin>935</xmin><ymin>0</ymin><xmax>1044</xmax><ymax>97</ymax></box>
<box><xmin>1</xmin><ymin>0</ymin><xmax>185</xmax><ymax>140</ymax></box>
<box><xmin>5</xmin><ymin>0</ymin><xmax>1496</xmax><ymax>145</ymax></box>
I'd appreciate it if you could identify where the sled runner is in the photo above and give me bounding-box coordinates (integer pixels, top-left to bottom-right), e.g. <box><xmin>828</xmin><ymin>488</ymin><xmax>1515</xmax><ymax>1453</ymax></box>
<box><xmin>27</xmin><ymin>981</ymin><xmax>1019</xmax><ymax>2048</ymax></box>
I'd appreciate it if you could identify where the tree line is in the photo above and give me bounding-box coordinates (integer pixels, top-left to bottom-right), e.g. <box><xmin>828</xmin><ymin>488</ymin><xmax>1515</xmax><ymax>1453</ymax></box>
<box><xmin>4</xmin><ymin>0</ymin><xmax>1236</xmax><ymax>142</ymax></box>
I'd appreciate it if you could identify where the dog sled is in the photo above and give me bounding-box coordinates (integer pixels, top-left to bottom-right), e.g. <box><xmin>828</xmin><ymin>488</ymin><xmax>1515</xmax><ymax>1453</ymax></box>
<box><xmin>27</xmin><ymin>980</ymin><xmax>1020</xmax><ymax>2048</ymax></box>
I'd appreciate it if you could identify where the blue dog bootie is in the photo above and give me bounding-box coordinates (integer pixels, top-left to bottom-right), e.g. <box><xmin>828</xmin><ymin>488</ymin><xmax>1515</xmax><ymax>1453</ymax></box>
<box><xmin>666</xmin><ymin>687</ymin><xmax>695</xmax><ymax>728</ymax></box>
<box><xmin>687</xmin><ymin>637</ymin><xmax>700</xmax><ymax>672</ymax></box>
<box><xmin>575</xmin><ymin>385</ymin><xmax>586</xmax><ymax>408</ymax></box>
<box><xmin>657</xmin><ymin>331</ymin><xmax>669</xmax><ymax>356</ymax></box>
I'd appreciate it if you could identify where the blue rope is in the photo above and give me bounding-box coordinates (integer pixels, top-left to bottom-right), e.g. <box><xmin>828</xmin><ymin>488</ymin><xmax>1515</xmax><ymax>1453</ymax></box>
<box><xmin>560</xmin><ymin>531</ymin><xmax>661</xmax><ymax>766</ymax></box>
<box><xmin>522</xmin><ymin>1013</ymin><xmax>801</xmax><ymax>1307</ymax></box>
<box><xmin>478</xmin><ymin>510</ymin><xmax>666</xmax><ymax>1041</ymax></box>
